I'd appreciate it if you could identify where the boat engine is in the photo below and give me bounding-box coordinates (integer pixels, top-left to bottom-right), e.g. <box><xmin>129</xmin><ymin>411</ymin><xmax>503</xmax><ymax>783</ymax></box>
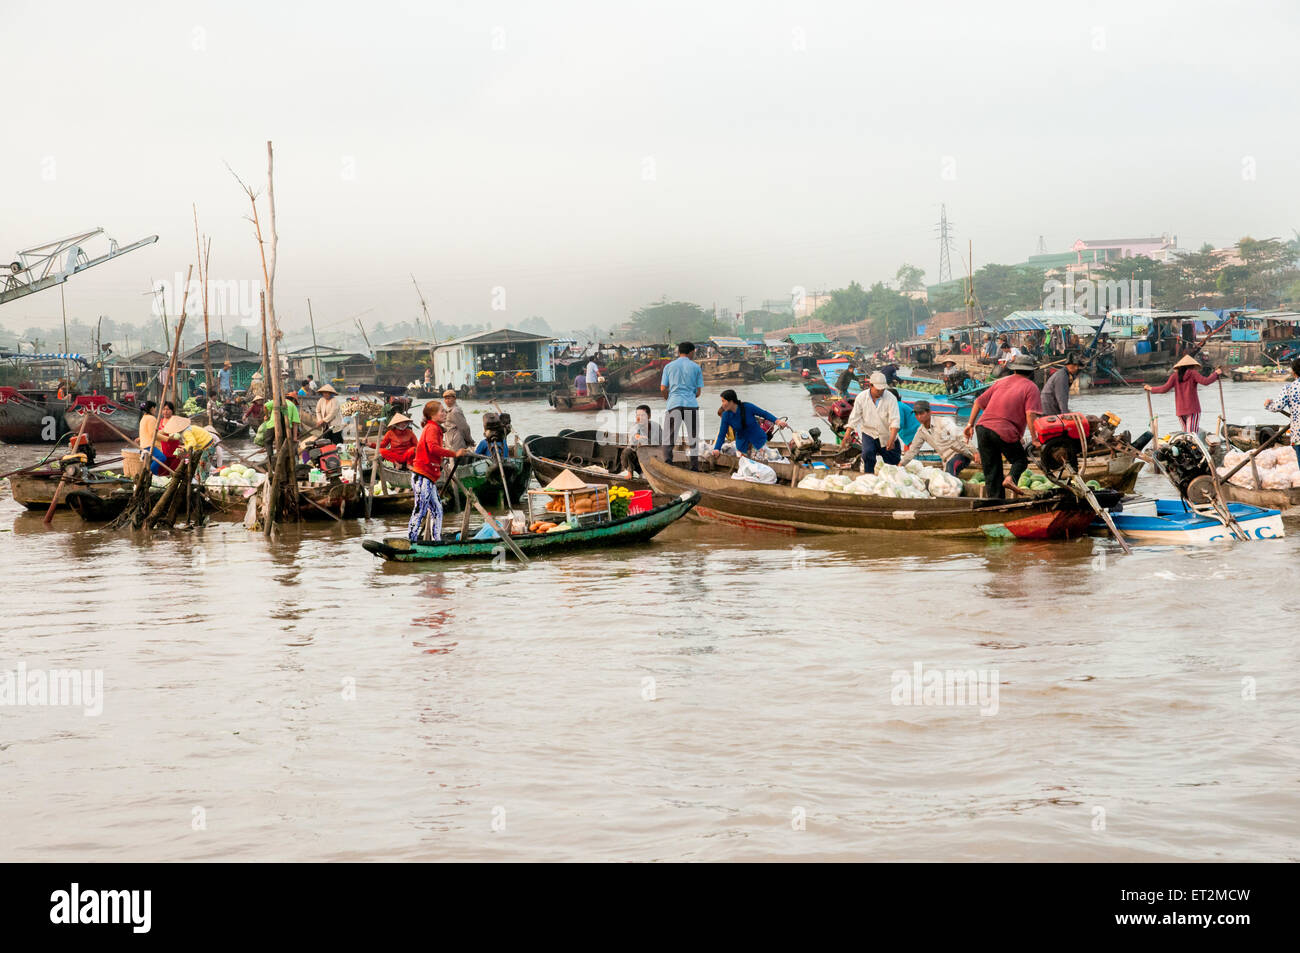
<box><xmin>1156</xmin><ymin>431</ymin><xmax>1216</xmax><ymax>503</ymax></box>
<box><xmin>307</xmin><ymin>438</ymin><xmax>343</xmax><ymax>483</ymax></box>
<box><xmin>1033</xmin><ymin>413</ymin><xmax>1092</xmax><ymax>482</ymax></box>
<box><xmin>785</xmin><ymin>426</ymin><xmax>823</xmax><ymax>464</ymax></box>
<box><xmin>483</xmin><ymin>412</ymin><xmax>510</xmax><ymax>444</ymax></box>
<box><xmin>58</xmin><ymin>452</ymin><xmax>89</xmax><ymax>482</ymax></box>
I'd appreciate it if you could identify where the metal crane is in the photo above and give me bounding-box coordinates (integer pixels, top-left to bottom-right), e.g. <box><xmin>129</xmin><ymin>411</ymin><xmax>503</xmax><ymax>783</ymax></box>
<box><xmin>1</xmin><ymin>227</ymin><xmax>158</xmax><ymax>306</ymax></box>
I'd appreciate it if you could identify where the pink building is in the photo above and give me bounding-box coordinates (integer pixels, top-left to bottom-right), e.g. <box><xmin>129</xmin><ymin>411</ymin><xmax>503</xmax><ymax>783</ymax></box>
<box><xmin>1068</xmin><ymin>235</ymin><xmax>1178</xmax><ymax>274</ymax></box>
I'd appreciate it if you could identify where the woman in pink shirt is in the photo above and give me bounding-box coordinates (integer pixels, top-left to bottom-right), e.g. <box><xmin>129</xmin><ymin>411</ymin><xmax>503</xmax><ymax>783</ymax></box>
<box><xmin>1145</xmin><ymin>355</ymin><xmax>1223</xmax><ymax>433</ymax></box>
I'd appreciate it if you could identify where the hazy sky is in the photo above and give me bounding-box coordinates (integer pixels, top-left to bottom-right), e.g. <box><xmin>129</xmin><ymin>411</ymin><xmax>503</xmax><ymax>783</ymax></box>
<box><xmin>3</xmin><ymin>0</ymin><xmax>1298</xmax><ymax>343</ymax></box>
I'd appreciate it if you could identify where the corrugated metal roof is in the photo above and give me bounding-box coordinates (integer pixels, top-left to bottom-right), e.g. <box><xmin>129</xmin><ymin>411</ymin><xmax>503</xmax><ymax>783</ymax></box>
<box><xmin>988</xmin><ymin>316</ymin><xmax>1048</xmax><ymax>332</ymax></box>
<box><xmin>787</xmin><ymin>332</ymin><xmax>830</xmax><ymax>344</ymax></box>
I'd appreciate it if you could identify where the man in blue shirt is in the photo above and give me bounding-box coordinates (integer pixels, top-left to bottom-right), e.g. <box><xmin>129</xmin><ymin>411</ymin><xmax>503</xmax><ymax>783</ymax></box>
<box><xmin>711</xmin><ymin>389</ymin><xmax>782</xmax><ymax>457</ymax></box>
<box><xmin>660</xmin><ymin>341</ymin><xmax>704</xmax><ymax>470</ymax></box>
<box><xmin>218</xmin><ymin>361</ymin><xmax>232</xmax><ymax>397</ymax></box>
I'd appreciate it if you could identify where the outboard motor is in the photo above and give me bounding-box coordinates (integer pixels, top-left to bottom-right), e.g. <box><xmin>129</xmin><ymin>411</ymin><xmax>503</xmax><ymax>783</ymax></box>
<box><xmin>1156</xmin><ymin>432</ymin><xmax>1215</xmax><ymax>501</ymax></box>
<box><xmin>308</xmin><ymin>437</ymin><xmax>342</xmax><ymax>483</ymax></box>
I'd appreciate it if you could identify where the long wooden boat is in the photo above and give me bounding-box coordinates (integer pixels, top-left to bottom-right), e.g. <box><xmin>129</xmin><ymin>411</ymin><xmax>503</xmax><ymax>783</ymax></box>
<box><xmin>7</xmin><ymin>465</ymin><xmax>135</xmax><ymax>509</ymax></box>
<box><xmin>639</xmin><ymin>454</ymin><xmax>1113</xmax><ymax>538</ymax></box>
<box><xmin>548</xmin><ymin>390</ymin><xmax>614</xmax><ymax>412</ymax></box>
<box><xmin>364</xmin><ymin>451</ymin><xmax>532</xmax><ymax>511</ymax></box>
<box><xmin>604</xmin><ymin>357</ymin><xmax>669</xmax><ymax>394</ymax></box>
<box><xmin>362</xmin><ymin>490</ymin><xmax>700</xmax><ymax>562</ymax></box>
<box><xmin>0</xmin><ymin>387</ymin><xmax>56</xmax><ymax>443</ymax></box>
<box><xmin>1223</xmin><ymin>422</ymin><xmax>1289</xmax><ymax>451</ymax></box>
<box><xmin>203</xmin><ymin>478</ymin><xmax>362</xmax><ymax>519</ymax></box>
<box><xmin>63</xmin><ymin>396</ymin><xmax>142</xmax><ymax>444</ymax></box>
<box><xmin>1218</xmin><ymin>482</ymin><xmax>1300</xmax><ymax>513</ymax></box>
<box><xmin>524</xmin><ymin>431</ymin><xmax>648</xmax><ymax>490</ymax></box>
<box><xmin>65</xmin><ymin>485</ymin><xmax>162</xmax><ymax>521</ymax></box>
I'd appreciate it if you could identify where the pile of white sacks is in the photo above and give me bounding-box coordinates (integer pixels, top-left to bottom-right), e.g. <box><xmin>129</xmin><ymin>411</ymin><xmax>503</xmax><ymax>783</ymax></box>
<box><xmin>1219</xmin><ymin>447</ymin><xmax>1300</xmax><ymax>490</ymax></box>
<box><xmin>797</xmin><ymin>460</ymin><xmax>963</xmax><ymax>499</ymax></box>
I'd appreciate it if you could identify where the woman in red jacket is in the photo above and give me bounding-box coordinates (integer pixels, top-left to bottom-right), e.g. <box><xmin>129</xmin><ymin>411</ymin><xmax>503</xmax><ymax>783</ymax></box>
<box><xmin>408</xmin><ymin>402</ymin><xmax>465</xmax><ymax>543</ymax></box>
<box><xmin>1145</xmin><ymin>354</ymin><xmax>1223</xmax><ymax>433</ymax></box>
<box><xmin>378</xmin><ymin>413</ymin><xmax>418</xmax><ymax>466</ymax></box>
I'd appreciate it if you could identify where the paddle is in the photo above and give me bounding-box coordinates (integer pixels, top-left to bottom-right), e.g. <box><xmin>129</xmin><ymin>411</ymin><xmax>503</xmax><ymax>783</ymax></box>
<box><xmin>1216</xmin><ymin>376</ymin><xmax>1228</xmax><ymax>444</ymax></box>
<box><xmin>43</xmin><ymin>409</ymin><xmax>92</xmax><ymax>524</ymax></box>
<box><xmin>451</xmin><ymin>471</ymin><xmax>529</xmax><ymax>564</ymax></box>
<box><xmin>1145</xmin><ymin>390</ymin><xmax>1162</xmax><ymax>475</ymax></box>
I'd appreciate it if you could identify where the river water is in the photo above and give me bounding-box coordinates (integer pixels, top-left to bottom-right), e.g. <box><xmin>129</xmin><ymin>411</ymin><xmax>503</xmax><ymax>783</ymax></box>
<box><xmin>2</xmin><ymin>378</ymin><xmax>1298</xmax><ymax>861</ymax></box>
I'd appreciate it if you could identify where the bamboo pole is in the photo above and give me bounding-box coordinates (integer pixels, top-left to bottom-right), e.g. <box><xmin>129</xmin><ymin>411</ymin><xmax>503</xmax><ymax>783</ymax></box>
<box><xmin>193</xmin><ymin>205</ymin><xmax>215</xmax><ymax>403</ymax></box>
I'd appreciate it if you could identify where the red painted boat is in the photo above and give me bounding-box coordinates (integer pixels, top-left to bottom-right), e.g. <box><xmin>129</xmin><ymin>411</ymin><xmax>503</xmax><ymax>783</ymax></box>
<box><xmin>62</xmin><ymin>395</ymin><xmax>142</xmax><ymax>444</ymax></box>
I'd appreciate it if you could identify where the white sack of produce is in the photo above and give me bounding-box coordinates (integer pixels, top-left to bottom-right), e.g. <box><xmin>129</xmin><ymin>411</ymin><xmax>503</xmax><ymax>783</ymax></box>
<box><xmin>904</xmin><ymin>460</ymin><xmax>926</xmax><ymax>476</ymax></box>
<box><xmin>797</xmin><ymin>475</ymin><xmax>825</xmax><ymax>490</ymax></box>
<box><xmin>731</xmin><ymin>457</ymin><xmax>778</xmax><ymax>484</ymax></box>
<box><xmin>926</xmin><ymin>471</ymin><xmax>964</xmax><ymax>498</ymax></box>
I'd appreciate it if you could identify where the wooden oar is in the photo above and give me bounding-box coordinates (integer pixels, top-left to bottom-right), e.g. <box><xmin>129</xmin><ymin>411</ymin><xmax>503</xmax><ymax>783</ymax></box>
<box><xmin>451</xmin><ymin>471</ymin><xmax>529</xmax><ymax>564</ymax></box>
<box><xmin>1216</xmin><ymin>376</ymin><xmax>1228</xmax><ymax>443</ymax></box>
<box><xmin>1145</xmin><ymin>390</ymin><xmax>1162</xmax><ymax>474</ymax></box>
<box><xmin>43</xmin><ymin>410</ymin><xmax>92</xmax><ymax>524</ymax></box>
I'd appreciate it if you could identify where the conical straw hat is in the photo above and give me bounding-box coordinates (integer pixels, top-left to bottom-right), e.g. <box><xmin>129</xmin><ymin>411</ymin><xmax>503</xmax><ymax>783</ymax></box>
<box><xmin>1173</xmin><ymin>354</ymin><xmax>1202</xmax><ymax>369</ymax></box>
<box><xmin>544</xmin><ymin>468</ymin><xmax>589</xmax><ymax>491</ymax></box>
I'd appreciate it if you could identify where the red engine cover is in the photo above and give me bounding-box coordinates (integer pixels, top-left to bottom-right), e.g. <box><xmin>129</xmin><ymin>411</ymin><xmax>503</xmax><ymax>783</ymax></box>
<box><xmin>1033</xmin><ymin>413</ymin><xmax>1091</xmax><ymax>444</ymax></box>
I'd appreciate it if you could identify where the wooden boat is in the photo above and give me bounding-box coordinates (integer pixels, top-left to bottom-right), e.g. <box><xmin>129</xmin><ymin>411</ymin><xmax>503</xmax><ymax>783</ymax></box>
<box><xmin>7</xmin><ymin>465</ymin><xmax>135</xmax><ymax>509</ymax></box>
<box><xmin>957</xmin><ymin>455</ymin><xmax>1143</xmax><ymax>493</ymax></box>
<box><xmin>191</xmin><ymin>400</ymin><xmax>253</xmax><ymax>439</ymax></box>
<box><xmin>1230</xmin><ymin>368</ymin><xmax>1291</xmax><ymax>383</ymax></box>
<box><xmin>1095</xmin><ymin>498</ymin><xmax>1285</xmax><ymax>543</ymax></box>
<box><xmin>548</xmin><ymin>389</ymin><xmax>614</xmax><ymax>412</ymax></box>
<box><xmin>639</xmin><ymin>454</ymin><xmax>1114</xmax><ymax>538</ymax></box>
<box><xmin>361</xmin><ymin>490</ymin><xmax>700</xmax><ymax>562</ymax></box>
<box><xmin>1217</xmin><ymin>482</ymin><xmax>1300</xmax><ymax>513</ymax></box>
<box><xmin>65</xmin><ymin>485</ymin><xmax>161</xmax><ymax>521</ymax></box>
<box><xmin>1223</xmin><ymin>422</ymin><xmax>1288</xmax><ymax>451</ymax></box>
<box><xmin>603</xmin><ymin>357</ymin><xmax>669</xmax><ymax>394</ymax></box>
<box><xmin>525</xmin><ymin>431</ymin><xmax>649</xmax><ymax>491</ymax></box>
<box><xmin>364</xmin><ymin>450</ymin><xmax>532</xmax><ymax>511</ymax></box>
<box><xmin>203</xmin><ymin>477</ymin><xmax>362</xmax><ymax>519</ymax></box>
<box><xmin>63</xmin><ymin>396</ymin><xmax>142</xmax><ymax>444</ymax></box>
<box><xmin>0</xmin><ymin>387</ymin><xmax>57</xmax><ymax>443</ymax></box>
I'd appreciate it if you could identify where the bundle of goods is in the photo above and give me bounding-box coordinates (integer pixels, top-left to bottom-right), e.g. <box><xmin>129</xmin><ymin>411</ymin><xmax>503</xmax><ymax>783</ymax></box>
<box><xmin>342</xmin><ymin>398</ymin><xmax>385</xmax><ymax>421</ymax></box>
<box><xmin>731</xmin><ymin>457</ymin><xmax>778</xmax><ymax>484</ymax></box>
<box><xmin>795</xmin><ymin>460</ymin><xmax>963</xmax><ymax>499</ymax></box>
<box><xmin>899</xmin><ymin>378</ymin><xmax>981</xmax><ymax>395</ymax></box>
<box><xmin>529</xmin><ymin>468</ymin><xmax>610</xmax><ymax>526</ymax></box>
<box><xmin>526</xmin><ymin>520</ymin><xmax>573</xmax><ymax>534</ymax></box>
<box><xmin>1219</xmin><ymin>448</ymin><xmax>1300</xmax><ymax>489</ymax></box>
<box><xmin>205</xmin><ymin>463</ymin><xmax>266</xmax><ymax>491</ymax></box>
<box><xmin>716</xmin><ymin>440</ymin><xmax>789</xmax><ymax>464</ymax></box>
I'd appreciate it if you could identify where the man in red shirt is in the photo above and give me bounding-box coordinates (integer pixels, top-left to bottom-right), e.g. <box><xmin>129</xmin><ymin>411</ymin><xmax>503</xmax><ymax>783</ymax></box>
<box><xmin>964</xmin><ymin>354</ymin><xmax>1042</xmax><ymax>498</ymax></box>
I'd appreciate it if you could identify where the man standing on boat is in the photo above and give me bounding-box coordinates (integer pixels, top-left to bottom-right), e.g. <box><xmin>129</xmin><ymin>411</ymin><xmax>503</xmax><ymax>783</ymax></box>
<box><xmin>441</xmin><ymin>389</ymin><xmax>472</xmax><ymax>451</ymax></box>
<box><xmin>218</xmin><ymin>361</ymin><xmax>232</xmax><ymax>398</ymax></box>
<box><xmin>965</xmin><ymin>354</ymin><xmax>1042</xmax><ymax>498</ymax></box>
<box><xmin>661</xmin><ymin>341</ymin><xmax>704</xmax><ymax>471</ymax></box>
<box><xmin>901</xmin><ymin>400</ymin><xmax>977</xmax><ymax>476</ymax></box>
<box><xmin>845</xmin><ymin>371</ymin><xmax>900</xmax><ymax>473</ymax></box>
<box><xmin>1040</xmin><ymin>353</ymin><xmax>1080</xmax><ymax>416</ymax></box>
<box><xmin>585</xmin><ymin>357</ymin><xmax>602</xmax><ymax>396</ymax></box>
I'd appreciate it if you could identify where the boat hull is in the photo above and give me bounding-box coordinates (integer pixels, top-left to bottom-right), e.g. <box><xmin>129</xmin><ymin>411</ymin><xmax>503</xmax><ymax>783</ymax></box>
<box><xmin>639</xmin><ymin>455</ymin><xmax>1101</xmax><ymax>537</ymax></box>
<box><xmin>362</xmin><ymin>491</ymin><xmax>700</xmax><ymax>561</ymax></box>
<box><xmin>0</xmin><ymin>390</ymin><xmax>56</xmax><ymax>443</ymax></box>
<box><xmin>1218</xmin><ymin>482</ymin><xmax>1300</xmax><ymax>514</ymax></box>
<box><xmin>1097</xmin><ymin>500</ymin><xmax>1285</xmax><ymax>543</ymax></box>
<box><xmin>63</xmin><ymin>401</ymin><xmax>142</xmax><ymax>444</ymax></box>
<box><xmin>7</xmin><ymin>470</ymin><xmax>134</xmax><ymax>509</ymax></box>
<box><xmin>524</xmin><ymin>432</ymin><xmax>650</xmax><ymax>491</ymax></box>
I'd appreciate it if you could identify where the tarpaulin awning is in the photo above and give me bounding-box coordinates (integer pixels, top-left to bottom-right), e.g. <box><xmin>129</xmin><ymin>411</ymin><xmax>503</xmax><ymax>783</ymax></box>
<box><xmin>0</xmin><ymin>351</ymin><xmax>90</xmax><ymax>366</ymax></box>
<box><xmin>786</xmin><ymin>332</ymin><xmax>830</xmax><ymax>344</ymax></box>
<box><xmin>709</xmin><ymin>336</ymin><xmax>752</xmax><ymax>349</ymax></box>
<box><xmin>763</xmin><ymin>339</ymin><xmax>790</xmax><ymax>347</ymax></box>
<box><xmin>987</xmin><ymin>317</ymin><xmax>1047</xmax><ymax>332</ymax></box>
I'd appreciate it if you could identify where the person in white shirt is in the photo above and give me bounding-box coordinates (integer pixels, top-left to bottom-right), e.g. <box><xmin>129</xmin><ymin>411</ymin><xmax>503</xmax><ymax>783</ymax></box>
<box><xmin>844</xmin><ymin>371</ymin><xmax>901</xmax><ymax>473</ymax></box>
<box><xmin>585</xmin><ymin>358</ymin><xmax>602</xmax><ymax>396</ymax></box>
<box><xmin>900</xmin><ymin>400</ymin><xmax>978</xmax><ymax>476</ymax></box>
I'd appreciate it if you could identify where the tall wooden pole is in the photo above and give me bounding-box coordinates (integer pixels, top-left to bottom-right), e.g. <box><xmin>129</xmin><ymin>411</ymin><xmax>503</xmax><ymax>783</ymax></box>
<box><xmin>193</xmin><ymin>205</ymin><xmax>214</xmax><ymax>402</ymax></box>
<box><xmin>308</xmin><ymin>297</ymin><xmax>322</xmax><ymax>384</ymax></box>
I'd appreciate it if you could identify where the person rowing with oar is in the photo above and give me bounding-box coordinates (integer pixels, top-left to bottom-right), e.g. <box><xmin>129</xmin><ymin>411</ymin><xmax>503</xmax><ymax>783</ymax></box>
<box><xmin>709</xmin><ymin>388</ymin><xmax>785</xmax><ymax>460</ymax></box>
<box><xmin>1144</xmin><ymin>354</ymin><xmax>1224</xmax><ymax>434</ymax></box>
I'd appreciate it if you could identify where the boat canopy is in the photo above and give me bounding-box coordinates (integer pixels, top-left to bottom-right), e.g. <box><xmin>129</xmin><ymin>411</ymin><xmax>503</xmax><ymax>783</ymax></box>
<box><xmin>708</xmin><ymin>336</ymin><xmax>752</xmax><ymax>349</ymax></box>
<box><xmin>786</xmin><ymin>332</ymin><xmax>831</xmax><ymax>344</ymax></box>
<box><xmin>0</xmin><ymin>350</ymin><xmax>90</xmax><ymax>367</ymax></box>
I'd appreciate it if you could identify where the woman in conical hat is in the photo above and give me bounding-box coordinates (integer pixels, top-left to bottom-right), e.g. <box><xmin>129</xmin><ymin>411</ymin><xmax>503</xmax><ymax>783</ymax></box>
<box><xmin>1145</xmin><ymin>354</ymin><xmax>1224</xmax><ymax>433</ymax></box>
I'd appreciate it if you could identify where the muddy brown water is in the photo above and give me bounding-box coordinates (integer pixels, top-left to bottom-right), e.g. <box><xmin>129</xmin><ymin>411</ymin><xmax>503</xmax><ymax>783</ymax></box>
<box><xmin>2</xmin><ymin>379</ymin><xmax>1298</xmax><ymax>860</ymax></box>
